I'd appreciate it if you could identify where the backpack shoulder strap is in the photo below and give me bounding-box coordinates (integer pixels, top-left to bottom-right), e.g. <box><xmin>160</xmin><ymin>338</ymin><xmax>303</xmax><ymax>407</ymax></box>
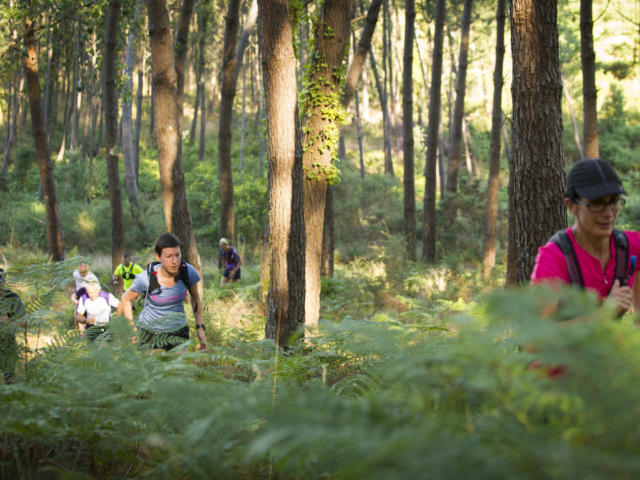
<box><xmin>550</xmin><ymin>229</ymin><xmax>584</xmax><ymax>288</ymax></box>
<box><xmin>146</xmin><ymin>262</ymin><xmax>161</xmax><ymax>295</ymax></box>
<box><xmin>179</xmin><ymin>261</ymin><xmax>191</xmax><ymax>289</ymax></box>
<box><xmin>612</xmin><ymin>228</ymin><xmax>629</xmax><ymax>287</ymax></box>
<box><xmin>99</xmin><ymin>290</ymin><xmax>110</xmax><ymax>301</ymax></box>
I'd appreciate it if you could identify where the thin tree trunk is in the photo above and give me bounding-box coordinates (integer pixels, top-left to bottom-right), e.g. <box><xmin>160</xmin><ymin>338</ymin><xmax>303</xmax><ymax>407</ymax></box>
<box><xmin>581</xmin><ymin>0</ymin><xmax>599</xmax><ymax>158</ymax></box>
<box><xmin>239</xmin><ymin>60</ymin><xmax>247</xmax><ymax>172</ymax></box>
<box><xmin>174</xmin><ymin>0</ymin><xmax>195</xmax><ymax>138</ymax></box>
<box><xmin>147</xmin><ymin>0</ymin><xmax>202</xmax><ymax>276</ymax></box>
<box><xmin>199</xmin><ymin>79</ymin><xmax>206</xmax><ymax>162</ymax></box>
<box><xmin>217</xmin><ymin>0</ymin><xmax>242</xmax><ymax>239</ymax></box>
<box><xmin>24</xmin><ymin>14</ymin><xmax>64</xmax><ymax>260</ymax></box>
<box><xmin>482</xmin><ymin>0</ymin><xmax>506</xmax><ymax>280</ymax></box>
<box><xmin>562</xmin><ymin>75</ymin><xmax>585</xmax><ymax>161</ymax></box>
<box><xmin>369</xmin><ymin>50</ymin><xmax>393</xmax><ymax>176</ymax></box>
<box><xmin>403</xmin><ymin>0</ymin><xmax>416</xmax><ymax>261</ymax></box>
<box><xmin>104</xmin><ymin>0</ymin><xmax>126</xmax><ymax>271</ymax></box>
<box><xmin>355</xmin><ymin>88</ymin><xmax>365</xmax><ymax>179</ymax></box>
<box><xmin>70</xmin><ymin>29</ymin><xmax>81</xmax><ymax>150</ymax></box>
<box><xmin>134</xmin><ymin>65</ymin><xmax>143</xmax><ymax>180</ymax></box>
<box><xmin>1</xmin><ymin>80</ymin><xmax>17</xmax><ymax>187</ymax></box>
<box><xmin>43</xmin><ymin>27</ymin><xmax>53</xmax><ymax>141</ymax></box>
<box><xmin>510</xmin><ymin>0</ymin><xmax>566</xmax><ymax>284</ymax></box>
<box><xmin>445</xmin><ymin>0</ymin><xmax>473</xmax><ymax>194</ymax></box>
<box><xmin>259</xmin><ymin>0</ymin><xmax>302</xmax><ymax>344</ymax></box>
<box><xmin>421</xmin><ymin>0</ymin><xmax>445</xmax><ymax>262</ymax></box>
<box><xmin>122</xmin><ymin>19</ymin><xmax>141</xmax><ymax>209</ymax></box>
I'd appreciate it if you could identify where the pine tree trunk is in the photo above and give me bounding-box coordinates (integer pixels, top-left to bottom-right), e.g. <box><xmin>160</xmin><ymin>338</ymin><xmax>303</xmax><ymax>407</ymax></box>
<box><xmin>190</xmin><ymin>10</ymin><xmax>205</xmax><ymax>143</ymax></box>
<box><xmin>24</xmin><ymin>15</ymin><xmax>64</xmax><ymax>260</ymax></box>
<box><xmin>510</xmin><ymin>0</ymin><xmax>566</xmax><ymax>284</ymax></box>
<box><xmin>482</xmin><ymin>0</ymin><xmax>506</xmax><ymax>280</ymax></box>
<box><xmin>217</xmin><ymin>0</ymin><xmax>242</xmax><ymax>239</ymax></box>
<box><xmin>258</xmin><ymin>0</ymin><xmax>303</xmax><ymax>344</ymax></box>
<box><xmin>70</xmin><ymin>29</ymin><xmax>81</xmax><ymax>150</ymax></box>
<box><xmin>301</xmin><ymin>0</ymin><xmax>353</xmax><ymax>329</ymax></box>
<box><xmin>445</xmin><ymin>0</ymin><xmax>473</xmax><ymax>194</ymax></box>
<box><xmin>122</xmin><ymin>22</ymin><xmax>141</xmax><ymax>209</ymax></box>
<box><xmin>134</xmin><ymin>66</ymin><xmax>143</xmax><ymax>179</ymax></box>
<box><xmin>369</xmin><ymin>50</ymin><xmax>393</xmax><ymax>176</ymax></box>
<box><xmin>403</xmin><ymin>0</ymin><xmax>416</xmax><ymax>261</ymax></box>
<box><xmin>147</xmin><ymin>0</ymin><xmax>201</xmax><ymax>275</ymax></box>
<box><xmin>174</xmin><ymin>0</ymin><xmax>195</xmax><ymax>139</ymax></box>
<box><xmin>581</xmin><ymin>0</ymin><xmax>599</xmax><ymax>158</ymax></box>
<box><xmin>421</xmin><ymin>0</ymin><xmax>445</xmax><ymax>262</ymax></box>
<box><xmin>104</xmin><ymin>0</ymin><xmax>126</xmax><ymax>271</ymax></box>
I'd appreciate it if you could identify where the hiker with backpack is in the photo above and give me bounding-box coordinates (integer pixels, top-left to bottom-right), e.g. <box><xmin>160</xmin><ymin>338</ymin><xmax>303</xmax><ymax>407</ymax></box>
<box><xmin>531</xmin><ymin>158</ymin><xmax>640</xmax><ymax>316</ymax></box>
<box><xmin>112</xmin><ymin>253</ymin><xmax>143</xmax><ymax>293</ymax></box>
<box><xmin>75</xmin><ymin>281</ymin><xmax>120</xmax><ymax>338</ymax></box>
<box><xmin>218</xmin><ymin>237</ymin><xmax>242</xmax><ymax>286</ymax></box>
<box><xmin>70</xmin><ymin>262</ymin><xmax>99</xmax><ymax>330</ymax></box>
<box><xmin>120</xmin><ymin>233</ymin><xmax>207</xmax><ymax>350</ymax></box>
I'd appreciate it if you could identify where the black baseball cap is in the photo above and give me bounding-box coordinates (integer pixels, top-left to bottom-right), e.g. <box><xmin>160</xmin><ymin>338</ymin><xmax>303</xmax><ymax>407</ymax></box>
<box><xmin>566</xmin><ymin>158</ymin><xmax>626</xmax><ymax>199</ymax></box>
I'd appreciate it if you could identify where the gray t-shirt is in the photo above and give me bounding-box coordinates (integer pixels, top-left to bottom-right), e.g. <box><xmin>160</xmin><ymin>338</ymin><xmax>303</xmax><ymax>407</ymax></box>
<box><xmin>129</xmin><ymin>263</ymin><xmax>200</xmax><ymax>332</ymax></box>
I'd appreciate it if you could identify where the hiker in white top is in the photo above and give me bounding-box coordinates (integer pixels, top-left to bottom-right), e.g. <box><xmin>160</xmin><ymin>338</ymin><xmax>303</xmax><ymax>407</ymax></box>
<box><xmin>75</xmin><ymin>281</ymin><xmax>121</xmax><ymax>328</ymax></box>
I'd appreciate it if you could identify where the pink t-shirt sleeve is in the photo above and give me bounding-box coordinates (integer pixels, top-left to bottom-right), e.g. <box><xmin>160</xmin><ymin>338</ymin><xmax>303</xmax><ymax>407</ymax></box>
<box><xmin>530</xmin><ymin>241</ymin><xmax>570</xmax><ymax>285</ymax></box>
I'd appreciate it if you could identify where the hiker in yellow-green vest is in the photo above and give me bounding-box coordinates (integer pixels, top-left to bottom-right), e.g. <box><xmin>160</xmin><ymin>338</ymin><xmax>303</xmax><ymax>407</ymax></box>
<box><xmin>113</xmin><ymin>253</ymin><xmax>143</xmax><ymax>291</ymax></box>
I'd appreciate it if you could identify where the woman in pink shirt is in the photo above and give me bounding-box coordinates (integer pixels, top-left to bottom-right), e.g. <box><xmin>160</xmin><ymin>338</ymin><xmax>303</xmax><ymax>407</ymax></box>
<box><xmin>531</xmin><ymin>158</ymin><xmax>640</xmax><ymax>316</ymax></box>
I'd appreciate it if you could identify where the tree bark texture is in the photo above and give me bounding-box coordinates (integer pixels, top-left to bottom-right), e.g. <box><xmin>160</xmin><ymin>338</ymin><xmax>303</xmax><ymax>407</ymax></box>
<box><xmin>301</xmin><ymin>0</ymin><xmax>354</xmax><ymax>329</ymax></box>
<box><xmin>104</xmin><ymin>0</ymin><xmax>126</xmax><ymax>272</ymax></box>
<box><xmin>122</xmin><ymin>20</ymin><xmax>141</xmax><ymax>209</ymax></box>
<box><xmin>258</xmin><ymin>0</ymin><xmax>303</xmax><ymax>345</ymax></box>
<box><xmin>24</xmin><ymin>16</ymin><xmax>64</xmax><ymax>261</ymax></box>
<box><xmin>580</xmin><ymin>0</ymin><xmax>599</xmax><ymax>158</ymax></box>
<box><xmin>174</xmin><ymin>0</ymin><xmax>195</xmax><ymax>136</ymax></box>
<box><xmin>402</xmin><ymin>0</ymin><xmax>416</xmax><ymax>261</ymax></box>
<box><xmin>445</xmin><ymin>0</ymin><xmax>473</xmax><ymax>194</ymax></box>
<box><xmin>147</xmin><ymin>0</ymin><xmax>201</xmax><ymax>274</ymax></box>
<box><xmin>510</xmin><ymin>0</ymin><xmax>566</xmax><ymax>284</ymax></box>
<box><xmin>218</xmin><ymin>0</ymin><xmax>242</xmax><ymax>239</ymax></box>
<box><xmin>421</xmin><ymin>0</ymin><xmax>445</xmax><ymax>262</ymax></box>
<box><xmin>369</xmin><ymin>50</ymin><xmax>393</xmax><ymax>176</ymax></box>
<box><xmin>482</xmin><ymin>0</ymin><xmax>506</xmax><ymax>279</ymax></box>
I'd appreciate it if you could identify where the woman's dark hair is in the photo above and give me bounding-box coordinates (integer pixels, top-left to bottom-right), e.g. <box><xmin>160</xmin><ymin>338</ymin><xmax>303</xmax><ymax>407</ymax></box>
<box><xmin>155</xmin><ymin>233</ymin><xmax>181</xmax><ymax>255</ymax></box>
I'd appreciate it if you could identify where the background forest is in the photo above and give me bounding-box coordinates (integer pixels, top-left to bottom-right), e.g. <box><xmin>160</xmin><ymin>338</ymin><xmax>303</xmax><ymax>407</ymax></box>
<box><xmin>1</xmin><ymin>0</ymin><xmax>640</xmax><ymax>478</ymax></box>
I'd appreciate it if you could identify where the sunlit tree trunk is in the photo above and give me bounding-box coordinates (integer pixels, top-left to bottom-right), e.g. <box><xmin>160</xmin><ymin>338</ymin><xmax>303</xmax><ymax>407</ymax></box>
<box><xmin>510</xmin><ymin>0</ymin><xmax>566</xmax><ymax>284</ymax></box>
<box><xmin>369</xmin><ymin>50</ymin><xmax>393</xmax><ymax>176</ymax></box>
<box><xmin>445</xmin><ymin>0</ymin><xmax>473</xmax><ymax>194</ymax></box>
<box><xmin>258</xmin><ymin>0</ymin><xmax>303</xmax><ymax>344</ymax></box>
<box><xmin>403</xmin><ymin>0</ymin><xmax>416</xmax><ymax>261</ymax></box>
<box><xmin>147</xmin><ymin>0</ymin><xmax>201</xmax><ymax>275</ymax></box>
<box><xmin>174</xmin><ymin>0</ymin><xmax>195</xmax><ymax>138</ymax></box>
<box><xmin>581</xmin><ymin>0</ymin><xmax>598</xmax><ymax>157</ymax></box>
<box><xmin>104</xmin><ymin>0</ymin><xmax>125</xmax><ymax>272</ymax></box>
<box><xmin>482</xmin><ymin>0</ymin><xmax>506</xmax><ymax>280</ymax></box>
<box><xmin>24</xmin><ymin>14</ymin><xmax>64</xmax><ymax>261</ymax></box>
<box><xmin>301</xmin><ymin>0</ymin><xmax>353</xmax><ymax>330</ymax></box>
<box><xmin>122</xmin><ymin>16</ymin><xmax>141</xmax><ymax>209</ymax></box>
<box><xmin>134</xmin><ymin>62</ymin><xmax>144</xmax><ymax>179</ymax></box>
<box><xmin>422</xmin><ymin>0</ymin><xmax>445</xmax><ymax>262</ymax></box>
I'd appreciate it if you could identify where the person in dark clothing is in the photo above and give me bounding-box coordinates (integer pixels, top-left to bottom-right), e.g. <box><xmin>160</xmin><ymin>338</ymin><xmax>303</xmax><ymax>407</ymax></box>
<box><xmin>0</xmin><ymin>268</ymin><xmax>26</xmax><ymax>383</ymax></box>
<box><xmin>218</xmin><ymin>238</ymin><xmax>242</xmax><ymax>286</ymax></box>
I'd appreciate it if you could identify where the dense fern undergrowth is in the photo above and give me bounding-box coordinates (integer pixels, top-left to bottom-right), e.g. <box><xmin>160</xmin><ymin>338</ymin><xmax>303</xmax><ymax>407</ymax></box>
<box><xmin>3</xmin><ymin>244</ymin><xmax>640</xmax><ymax>479</ymax></box>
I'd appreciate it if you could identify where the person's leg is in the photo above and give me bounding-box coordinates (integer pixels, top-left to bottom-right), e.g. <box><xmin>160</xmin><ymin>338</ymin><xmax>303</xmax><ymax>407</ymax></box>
<box><xmin>220</xmin><ymin>270</ymin><xmax>230</xmax><ymax>286</ymax></box>
<box><xmin>230</xmin><ymin>268</ymin><xmax>241</xmax><ymax>283</ymax></box>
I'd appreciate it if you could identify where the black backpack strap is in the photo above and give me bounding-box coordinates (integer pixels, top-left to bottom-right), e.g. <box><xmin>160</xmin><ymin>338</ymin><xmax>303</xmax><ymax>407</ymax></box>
<box><xmin>611</xmin><ymin>228</ymin><xmax>629</xmax><ymax>288</ymax></box>
<box><xmin>551</xmin><ymin>230</ymin><xmax>584</xmax><ymax>288</ymax></box>
<box><xmin>146</xmin><ymin>261</ymin><xmax>191</xmax><ymax>295</ymax></box>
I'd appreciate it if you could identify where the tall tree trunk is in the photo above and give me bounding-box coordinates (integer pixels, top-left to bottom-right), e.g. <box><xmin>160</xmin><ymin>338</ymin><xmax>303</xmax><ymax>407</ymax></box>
<box><xmin>104</xmin><ymin>0</ymin><xmax>126</xmax><ymax>271</ymax></box>
<box><xmin>217</xmin><ymin>0</ymin><xmax>242</xmax><ymax>239</ymax></box>
<box><xmin>24</xmin><ymin>15</ymin><xmax>64</xmax><ymax>260</ymax></box>
<box><xmin>174</xmin><ymin>0</ymin><xmax>195</xmax><ymax>138</ymax></box>
<box><xmin>445</xmin><ymin>0</ymin><xmax>473</xmax><ymax>194</ymax></box>
<box><xmin>122</xmin><ymin>17</ymin><xmax>142</xmax><ymax>209</ymax></box>
<box><xmin>482</xmin><ymin>0</ymin><xmax>506</xmax><ymax>280</ymax></box>
<box><xmin>43</xmin><ymin>27</ymin><xmax>54</xmax><ymax>141</ymax></box>
<box><xmin>190</xmin><ymin>9</ymin><xmax>206</xmax><ymax>144</ymax></box>
<box><xmin>239</xmin><ymin>60</ymin><xmax>247</xmax><ymax>172</ymax></box>
<box><xmin>421</xmin><ymin>0</ymin><xmax>445</xmax><ymax>262</ymax></box>
<box><xmin>199</xmin><ymin>77</ymin><xmax>206</xmax><ymax>162</ymax></box>
<box><xmin>134</xmin><ymin>64</ymin><xmax>144</xmax><ymax>180</ymax></box>
<box><xmin>70</xmin><ymin>29</ymin><xmax>81</xmax><ymax>150</ymax></box>
<box><xmin>147</xmin><ymin>0</ymin><xmax>202</xmax><ymax>275</ymax></box>
<box><xmin>510</xmin><ymin>0</ymin><xmax>566</xmax><ymax>284</ymax></box>
<box><xmin>355</xmin><ymin>89</ymin><xmax>365</xmax><ymax>179</ymax></box>
<box><xmin>301</xmin><ymin>0</ymin><xmax>354</xmax><ymax>329</ymax></box>
<box><xmin>1</xmin><ymin>79</ymin><xmax>17</xmax><ymax>188</ymax></box>
<box><xmin>403</xmin><ymin>0</ymin><xmax>416</xmax><ymax>261</ymax></box>
<box><xmin>259</xmin><ymin>0</ymin><xmax>303</xmax><ymax>344</ymax></box>
<box><xmin>581</xmin><ymin>0</ymin><xmax>598</xmax><ymax>158</ymax></box>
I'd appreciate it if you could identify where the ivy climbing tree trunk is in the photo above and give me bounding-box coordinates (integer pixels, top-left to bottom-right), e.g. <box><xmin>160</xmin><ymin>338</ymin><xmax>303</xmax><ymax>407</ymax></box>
<box><xmin>421</xmin><ymin>0</ymin><xmax>445</xmax><ymax>262</ymax></box>
<box><xmin>258</xmin><ymin>0</ymin><xmax>303</xmax><ymax>345</ymax></box>
<box><xmin>104</xmin><ymin>0</ymin><xmax>125</xmax><ymax>272</ymax></box>
<box><xmin>510</xmin><ymin>0</ymin><xmax>566</xmax><ymax>283</ymax></box>
<box><xmin>482</xmin><ymin>0</ymin><xmax>506</xmax><ymax>279</ymax></box>
<box><xmin>23</xmin><ymin>14</ymin><xmax>64</xmax><ymax>261</ymax></box>
<box><xmin>581</xmin><ymin>0</ymin><xmax>599</xmax><ymax>158</ymax></box>
<box><xmin>301</xmin><ymin>0</ymin><xmax>354</xmax><ymax>330</ymax></box>
<box><xmin>147</xmin><ymin>0</ymin><xmax>201</xmax><ymax>275</ymax></box>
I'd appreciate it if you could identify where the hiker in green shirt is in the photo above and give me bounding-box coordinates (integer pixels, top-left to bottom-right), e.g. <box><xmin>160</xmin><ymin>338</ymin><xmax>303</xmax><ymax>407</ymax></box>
<box><xmin>112</xmin><ymin>253</ymin><xmax>144</xmax><ymax>292</ymax></box>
